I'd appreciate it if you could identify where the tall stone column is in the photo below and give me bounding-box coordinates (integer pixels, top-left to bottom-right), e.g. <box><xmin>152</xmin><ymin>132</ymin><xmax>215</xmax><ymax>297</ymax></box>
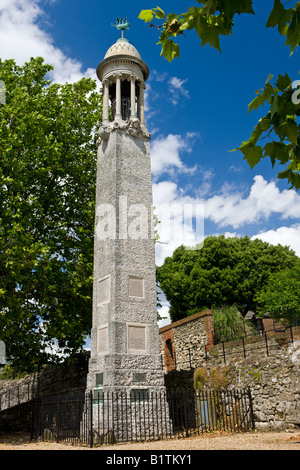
<box><xmin>115</xmin><ymin>74</ymin><xmax>122</xmax><ymax>120</ymax></box>
<box><xmin>130</xmin><ymin>76</ymin><xmax>136</xmax><ymax>119</ymax></box>
<box><xmin>139</xmin><ymin>82</ymin><xmax>145</xmax><ymax>128</ymax></box>
<box><xmin>87</xmin><ymin>29</ymin><xmax>170</xmax><ymax>441</ymax></box>
<box><xmin>102</xmin><ymin>80</ymin><xmax>110</xmax><ymax>124</ymax></box>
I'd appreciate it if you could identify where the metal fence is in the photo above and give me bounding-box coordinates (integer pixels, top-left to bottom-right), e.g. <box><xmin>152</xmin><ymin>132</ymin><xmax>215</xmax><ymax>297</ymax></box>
<box><xmin>31</xmin><ymin>387</ymin><xmax>254</xmax><ymax>448</ymax></box>
<box><xmin>162</xmin><ymin>324</ymin><xmax>300</xmax><ymax>372</ymax></box>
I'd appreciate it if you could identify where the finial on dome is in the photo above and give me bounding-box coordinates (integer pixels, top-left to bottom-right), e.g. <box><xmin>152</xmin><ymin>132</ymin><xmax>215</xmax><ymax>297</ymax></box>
<box><xmin>111</xmin><ymin>17</ymin><xmax>130</xmax><ymax>39</ymax></box>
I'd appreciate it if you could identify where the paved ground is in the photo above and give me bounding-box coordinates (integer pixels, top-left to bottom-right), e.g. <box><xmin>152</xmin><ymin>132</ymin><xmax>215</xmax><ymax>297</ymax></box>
<box><xmin>0</xmin><ymin>431</ymin><xmax>299</xmax><ymax>450</ymax></box>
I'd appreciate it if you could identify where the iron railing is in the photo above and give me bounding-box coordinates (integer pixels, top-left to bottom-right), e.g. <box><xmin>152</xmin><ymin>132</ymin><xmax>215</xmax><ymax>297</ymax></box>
<box><xmin>162</xmin><ymin>324</ymin><xmax>300</xmax><ymax>372</ymax></box>
<box><xmin>111</xmin><ymin>97</ymin><xmax>131</xmax><ymax>121</ymax></box>
<box><xmin>30</xmin><ymin>387</ymin><xmax>254</xmax><ymax>448</ymax></box>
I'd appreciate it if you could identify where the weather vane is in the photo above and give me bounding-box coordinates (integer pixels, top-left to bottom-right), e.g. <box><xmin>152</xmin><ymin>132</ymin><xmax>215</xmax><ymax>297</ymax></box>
<box><xmin>111</xmin><ymin>17</ymin><xmax>130</xmax><ymax>39</ymax></box>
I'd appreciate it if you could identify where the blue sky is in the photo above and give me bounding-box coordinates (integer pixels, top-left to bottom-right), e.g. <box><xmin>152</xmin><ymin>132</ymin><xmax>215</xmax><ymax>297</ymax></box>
<box><xmin>1</xmin><ymin>1</ymin><xmax>300</xmax><ymax>328</ymax></box>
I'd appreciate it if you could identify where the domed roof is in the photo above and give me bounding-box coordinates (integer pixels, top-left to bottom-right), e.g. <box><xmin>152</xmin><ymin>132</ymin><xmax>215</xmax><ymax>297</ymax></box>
<box><xmin>104</xmin><ymin>38</ymin><xmax>141</xmax><ymax>59</ymax></box>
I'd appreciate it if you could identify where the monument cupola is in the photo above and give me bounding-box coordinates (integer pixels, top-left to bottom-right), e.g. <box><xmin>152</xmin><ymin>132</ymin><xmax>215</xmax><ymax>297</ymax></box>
<box><xmin>97</xmin><ymin>18</ymin><xmax>150</xmax><ymax>139</ymax></box>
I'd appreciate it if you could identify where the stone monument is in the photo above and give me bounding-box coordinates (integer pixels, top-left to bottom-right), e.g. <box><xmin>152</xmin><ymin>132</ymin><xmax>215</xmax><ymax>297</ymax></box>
<box><xmin>86</xmin><ymin>19</ymin><xmax>169</xmax><ymax>439</ymax></box>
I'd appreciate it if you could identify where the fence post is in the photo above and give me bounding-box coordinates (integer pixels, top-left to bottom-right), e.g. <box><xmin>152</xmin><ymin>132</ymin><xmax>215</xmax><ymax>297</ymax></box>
<box><xmin>222</xmin><ymin>342</ymin><xmax>226</xmax><ymax>363</ymax></box>
<box><xmin>30</xmin><ymin>399</ymin><xmax>36</xmax><ymax>441</ymax></box>
<box><xmin>242</xmin><ymin>337</ymin><xmax>246</xmax><ymax>358</ymax></box>
<box><xmin>264</xmin><ymin>332</ymin><xmax>269</xmax><ymax>356</ymax></box>
<box><xmin>290</xmin><ymin>325</ymin><xmax>294</xmax><ymax>345</ymax></box>
<box><xmin>90</xmin><ymin>390</ymin><xmax>93</xmax><ymax>448</ymax></box>
<box><xmin>56</xmin><ymin>397</ymin><xmax>60</xmax><ymax>443</ymax></box>
<box><xmin>247</xmin><ymin>387</ymin><xmax>255</xmax><ymax>430</ymax></box>
<box><xmin>183</xmin><ymin>389</ymin><xmax>189</xmax><ymax>438</ymax></box>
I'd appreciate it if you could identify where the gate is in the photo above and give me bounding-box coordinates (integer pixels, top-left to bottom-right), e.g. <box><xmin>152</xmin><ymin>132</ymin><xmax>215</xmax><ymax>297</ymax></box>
<box><xmin>31</xmin><ymin>388</ymin><xmax>254</xmax><ymax>447</ymax></box>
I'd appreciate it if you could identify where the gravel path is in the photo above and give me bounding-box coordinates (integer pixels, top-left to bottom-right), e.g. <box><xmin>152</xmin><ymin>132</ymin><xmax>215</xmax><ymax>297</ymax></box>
<box><xmin>0</xmin><ymin>431</ymin><xmax>299</xmax><ymax>450</ymax></box>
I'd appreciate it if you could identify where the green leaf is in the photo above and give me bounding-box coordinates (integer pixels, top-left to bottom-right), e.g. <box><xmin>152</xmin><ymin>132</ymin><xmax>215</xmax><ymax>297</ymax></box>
<box><xmin>264</xmin><ymin>141</ymin><xmax>290</xmax><ymax>167</ymax></box>
<box><xmin>138</xmin><ymin>9</ymin><xmax>155</xmax><ymax>23</ymax></box>
<box><xmin>277</xmin><ymin>167</ymin><xmax>293</xmax><ymax>180</ymax></box>
<box><xmin>161</xmin><ymin>39</ymin><xmax>180</xmax><ymax>62</ymax></box>
<box><xmin>270</xmin><ymin>94</ymin><xmax>278</xmax><ymax>118</ymax></box>
<box><xmin>267</xmin><ymin>0</ymin><xmax>284</xmax><ymax>27</ymax></box>
<box><xmin>200</xmin><ymin>23</ymin><xmax>221</xmax><ymax>51</ymax></box>
<box><xmin>154</xmin><ymin>6</ymin><xmax>166</xmax><ymax>19</ymax></box>
<box><xmin>248</xmin><ymin>93</ymin><xmax>266</xmax><ymax>113</ymax></box>
<box><xmin>248</xmin><ymin>75</ymin><xmax>277</xmax><ymax>113</ymax></box>
<box><xmin>285</xmin><ymin>10</ymin><xmax>300</xmax><ymax>53</ymax></box>
<box><xmin>275</xmin><ymin>73</ymin><xmax>292</xmax><ymax>91</ymax></box>
<box><xmin>217</xmin><ymin>0</ymin><xmax>255</xmax><ymax>18</ymax></box>
<box><xmin>240</xmin><ymin>144</ymin><xmax>264</xmax><ymax>169</ymax></box>
<box><xmin>266</xmin><ymin>0</ymin><xmax>293</xmax><ymax>34</ymax></box>
<box><xmin>181</xmin><ymin>7</ymin><xmax>201</xmax><ymax>32</ymax></box>
<box><xmin>286</xmin><ymin>121</ymin><xmax>299</xmax><ymax>145</ymax></box>
<box><xmin>201</xmin><ymin>0</ymin><xmax>219</xmax><ymax>17</ymax></box>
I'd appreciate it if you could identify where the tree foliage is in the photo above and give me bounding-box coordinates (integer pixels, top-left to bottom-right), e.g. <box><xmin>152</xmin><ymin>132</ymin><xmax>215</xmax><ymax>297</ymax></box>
<box><xmin>156</xmin><ymin>235</ymin><xmax>299</xmax><ymax>322</ymax></box>
<box><xmin>0</xmin><ymin>57</ymin><xmax>102</xmax><ymax>372</ymax></box>
<box><xmin>139</xmin><ymin>1</ymin><xmax>300</xmax><ymax>189</ymax></box>
<box><xmin>256</xmin><ymin>264</ymin><xmax>300</xmax><ymax>325</ymax></box>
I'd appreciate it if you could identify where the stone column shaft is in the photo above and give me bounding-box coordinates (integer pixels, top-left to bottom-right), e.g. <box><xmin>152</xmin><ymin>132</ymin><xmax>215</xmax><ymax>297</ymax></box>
<box><xmin>130</xmin><ymin>77</ymin><xmax>136</xmax><ymax>118</ymax></box>
<box><xmin>103</xmin><ymin>80</ymin><xmax>110</xmax><ymax>124</ymax></box>
<box><xmin>139</xmin><ymin>82</ymin><xmax>145</xmax><ymax>127</ymax></box>
<box><xmin>115</xmin><ymin>74</ymin><xmax>122</xmax><ymax>120</ymax></box>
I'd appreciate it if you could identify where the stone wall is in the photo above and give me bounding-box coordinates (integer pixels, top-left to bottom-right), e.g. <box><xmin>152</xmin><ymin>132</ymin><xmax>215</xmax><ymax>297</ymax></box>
<box><xmin>160</xmin><ymin>323</ymin><xmax>300</xmax><ymax>431</ymax></box>
<box><xmin>159</xmin><ymin>310</ymin><xmax>213</xmax><ymax>373</ymax></box>
<box><xmin>0</xmin><ymin>352</ymin><xmax>89</xmax><ymax>412</ymax></box>
<box><xmin>205</xmin><ymin>327</ymin><xmax>300</xmax><ymax>431</ymax></box>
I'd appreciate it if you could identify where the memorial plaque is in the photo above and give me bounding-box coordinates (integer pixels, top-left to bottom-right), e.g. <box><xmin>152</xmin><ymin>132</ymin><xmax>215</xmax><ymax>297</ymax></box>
<box><xmin>98</xmin><ymin>326</ymin><xmax>108</xmax><ymax>353</ymax></box>
<box><xmin>98</xmin><ymin>276</ymin><xmax>110</xmax><ymax>304</ymax></box>
<box><xmin>128</xmin><ymin>276</ymin><xmax>144</xmax><ymax>298</ymax></box>
<box><xmin>96</xmin><ymin>373</ymin><xmax>104</xmax><ymax>386</ymax></box>
<box><xmin>128</xmin><ymin>325</ymin><xmax>146</xmax><ymax>351</ymax></box>
<box><xmin>133</xmin><ymin>373</ymin><xmax>147</xmax><ymax>384</ymax></box>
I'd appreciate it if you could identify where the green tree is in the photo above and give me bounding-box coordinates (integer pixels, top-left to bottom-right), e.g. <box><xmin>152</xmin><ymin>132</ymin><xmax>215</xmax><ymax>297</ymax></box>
<box><xmin>0</xmin><ymin>57</ymin><xmax>102</xmax><ymax>373</ymax></box>
<box><xmin>256</xmin><ymin>265</ymin><xmax>300</xmax><ymax>325</ymax></box>
<box><xmin>139</xmin><ymin>1</ymin><xmax>300</xmax><ymax>189</ymax></box>
<box><xmin>156</xmin><ymin>235</ymin><xmax>299</xmax><ymax>322</ymax></box>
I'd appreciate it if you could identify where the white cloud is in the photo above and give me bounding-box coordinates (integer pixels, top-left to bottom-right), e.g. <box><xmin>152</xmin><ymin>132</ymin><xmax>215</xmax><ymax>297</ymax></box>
<box><xmin>153</xmin><ymin>182</ymin><xmax>205</xmax><ymax>266</ymax></box>
<box><xmin>157</xmin><ymin>304</ymin><xmax>171</xmax><ymax>328</ymax></box>
<box><xmin>157</xmin><ymin>288</ymin><xmax>171</xmax><ymax>328</ymax></box>
<box><xmin>251</xmin><ymin>225</ymin><xmax>300</xmax><ymax>257</ymax></box>
<box><xmin>152</xmin><ymin>174</ymin><xmax>300</xmax><ymax>266</ymax></box>
<box><xmin>204</xmin><ymin>175</ymin><xmax>300</xmax><ymax>228</ymax></box>
<box><xmin>168</xmin><ymin>76</ymin><xmax>190</xmax><ymax>105</ymax></box>
<box><xmin>149</xmin><ymin>71</ymin><xmax>190</xmax><ymax>107</ymax></box>
<box><xmin>150</xmin><ymin>133</ymin><xmax>198</xmax><ymax>177</ymax></box>
<box><xmin>0</xmin><ymin>0</ymin><xmax>95</xmax><ymax>84</ymax></box>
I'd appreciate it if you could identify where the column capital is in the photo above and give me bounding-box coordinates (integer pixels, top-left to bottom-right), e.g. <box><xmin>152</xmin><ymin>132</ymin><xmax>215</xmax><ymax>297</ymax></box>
<box><xmin>129</xmin><ymin>74</ymin><xmax>137</xmax><ymax>82</ymax></box>
<box><xmin>115</xmin><ymin>73</ymin><xmax>122</xmax><ymax>120</ymax></box>
<box><xmin>113</xmin><ymin>72</ymin><xmax>122</xmax><ymax>80</ymax></box>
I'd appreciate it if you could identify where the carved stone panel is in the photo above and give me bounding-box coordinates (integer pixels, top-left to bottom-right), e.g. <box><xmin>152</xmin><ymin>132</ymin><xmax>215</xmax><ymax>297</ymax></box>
<box><xmin>128</xmin><ymin>276</ymin><xmax>144</xmax><ymax>298</ymax></box>
<box><xmin>97</xmin><ymin>276</ymin><xmax>110</xmax><ymax>305</ymax></box>
<box><xmin>97</xmin><ymin>326</ymin><xmax>108</xmax><ymax>353</ymax></box>
<box><xmin>128</xmin><ymin>325</ymin><xmax>146</xmax><ymax>351</ymax></box>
